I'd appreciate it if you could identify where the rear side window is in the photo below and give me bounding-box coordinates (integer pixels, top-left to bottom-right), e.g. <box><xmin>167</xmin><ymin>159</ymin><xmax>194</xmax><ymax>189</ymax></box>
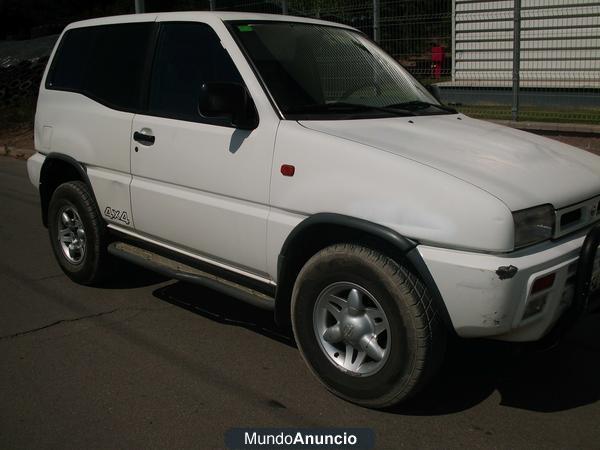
<box><xmin>148</xmin><ymin>22</ymin><xmax>243</xmax><ymax>122</ymax></box>
<box><xmin>47</xmin><ymin>23</ymin><xmax>154</xmax><ymax>111</ymax></box>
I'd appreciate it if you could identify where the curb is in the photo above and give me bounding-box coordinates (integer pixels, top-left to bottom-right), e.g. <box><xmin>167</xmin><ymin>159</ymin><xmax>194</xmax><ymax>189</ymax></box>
<box><xmin>0</xmin><ymin>145</ymin><xmax>35</xmax><ymax>160</ymax></box>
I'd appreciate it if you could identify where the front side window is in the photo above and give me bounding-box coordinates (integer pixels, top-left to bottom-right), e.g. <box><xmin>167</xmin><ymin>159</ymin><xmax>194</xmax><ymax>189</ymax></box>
<box><xmin>47</xmin><ymin>23</ymin><xmax>154</xmax><ymax>111</ymax></box>
<box><xmin>230</xmin><ymin>22</ymin><xmax>449</xmax><ymax>119</ymax></box>
<box><xmin>148</xmin><ymin>22</ymin><xmax>243</xmax><ymax>123</ymax></box>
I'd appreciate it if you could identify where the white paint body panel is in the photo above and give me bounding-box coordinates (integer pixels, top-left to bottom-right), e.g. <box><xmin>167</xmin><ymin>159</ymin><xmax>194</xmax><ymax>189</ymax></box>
<box><xmin>271</xmin><ymin>120</ymin><xmax>516</xmax><ymax>253</ymax></box>
<box><xmin>31</xmin><ymin>13</ymin><xmax>157</xmax><ymax>228</ymax></box>
<box><xmin>35</xmin><ymin>90</ymin><xmax>134</xmax><ymax>173</ymax></box>
<box><xmin>27</xmin><ymin>12</ymin><xmax>600</xmax><ymax>343</ymax></box>
<box><xmin>300</xmin><ymin>115</ymin><xmax>600</xmax><ymax>211</ymax></box>
<box><xmin>34</xmin><ymin>89</ymin><xmax>136</xmax><ymax>227</ymax></box>
<box><xmin>418</xmin><ymin>230</ymin><xmax>599</xmax><ymax>341</ymax></box>
<box><xmin>129</xmin><ymin>15</ymin><xmax>279</xmax><ymax>275</ymax></box>
<box><xmin>87</xmin><ymin>166</ymin><xmax>134</xmax><ymax>227</ymax></box>
<box><xmin>26</xmin><ymin>153</ymin><xmax>45</xmax><ymax>188</ymax></box>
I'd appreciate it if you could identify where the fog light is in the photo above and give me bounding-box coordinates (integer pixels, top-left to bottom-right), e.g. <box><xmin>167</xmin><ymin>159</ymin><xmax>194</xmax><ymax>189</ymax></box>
<box><xmin>524</xmin><ymin>294</ymin><xmax>548</xmax><ymax>319</ymax></box>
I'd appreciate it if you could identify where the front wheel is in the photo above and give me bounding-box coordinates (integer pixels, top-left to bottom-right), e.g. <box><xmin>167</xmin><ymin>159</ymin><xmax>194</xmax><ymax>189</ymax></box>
<box><xmin>291</xmin><ymin>243</ymin><xmax>446</xmax><ymax>408</ymax></box>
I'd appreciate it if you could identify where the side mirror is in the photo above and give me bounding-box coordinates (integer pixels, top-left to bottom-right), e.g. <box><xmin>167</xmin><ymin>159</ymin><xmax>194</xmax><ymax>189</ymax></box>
<box><xmin>198</xmin><ymin>82</ymin><xmax>258</xmax><ymax>130</ymax></box>
<box><xmin>426</xmin><ymin>84</ymin><xmax>442</xmax><ymax>103</ymax></box>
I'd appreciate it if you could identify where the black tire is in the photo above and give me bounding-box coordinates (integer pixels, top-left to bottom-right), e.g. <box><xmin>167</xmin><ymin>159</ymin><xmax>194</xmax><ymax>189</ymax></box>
<box><xmin>47</xmin><ymin>181</ymin><xmax>112</xmax><ymax>285</ymax></box>
<box><xmin>291</xmin><ymin>243</ymin><xmax>446</xmax><ymax>409</ymax></box>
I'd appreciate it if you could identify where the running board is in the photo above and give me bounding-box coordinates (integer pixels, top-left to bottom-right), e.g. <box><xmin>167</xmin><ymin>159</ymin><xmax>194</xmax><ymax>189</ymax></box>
<box><xmin>108</xmin><ymin>242</ymin><xmax>275</xmax><ymax>311</ymax></box>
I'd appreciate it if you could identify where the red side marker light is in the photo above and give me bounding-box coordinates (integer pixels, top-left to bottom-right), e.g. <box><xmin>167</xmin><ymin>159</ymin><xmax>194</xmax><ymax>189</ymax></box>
<box><xmin>531</xmin><ymin>273</ymin><xmax>555</xmax><ymax>295</ymax></box>
<box><xmin>281</xmin><ymin>164</ymin><xmax>295</xmax><ymax>177</ymax></box>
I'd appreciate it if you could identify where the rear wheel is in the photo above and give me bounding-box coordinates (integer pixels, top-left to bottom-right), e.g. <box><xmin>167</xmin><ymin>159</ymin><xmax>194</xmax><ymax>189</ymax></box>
<box><xmin>291</xmin><ymin>243</ymin><xmax>446</xmax><ymax>408</ymax></box>
<box><xmin>48</xmin><ymin>181</ymin><xmax>112</xmax><ymax>285</ymax></box>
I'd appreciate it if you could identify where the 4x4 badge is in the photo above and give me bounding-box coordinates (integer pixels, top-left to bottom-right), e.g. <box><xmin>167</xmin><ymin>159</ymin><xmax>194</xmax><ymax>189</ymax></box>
<box><xmin>104</xmin><ymin>206</ymin><xmax>130</xmax><ymax>225</ymax></box>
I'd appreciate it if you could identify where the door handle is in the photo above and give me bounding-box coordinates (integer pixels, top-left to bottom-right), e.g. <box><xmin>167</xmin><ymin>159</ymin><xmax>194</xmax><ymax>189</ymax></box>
<box><xmin>133</xmin><ymin>131</ymin><xmax>155</xmax><ymax>146</ymax></box>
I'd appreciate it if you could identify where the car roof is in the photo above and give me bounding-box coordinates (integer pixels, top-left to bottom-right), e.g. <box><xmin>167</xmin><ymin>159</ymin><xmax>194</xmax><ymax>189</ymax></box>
<box><xmin>66</xmin><ymin>11</ymin><xmax>356</xmax><ymax>31</ymax></box>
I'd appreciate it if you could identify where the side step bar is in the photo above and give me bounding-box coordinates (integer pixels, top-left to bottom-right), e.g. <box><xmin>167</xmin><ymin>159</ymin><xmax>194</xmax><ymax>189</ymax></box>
<box><xmin>108</xmin><ymin>242</ymin><xmax>275</xmax><ymax>311</ymax></box>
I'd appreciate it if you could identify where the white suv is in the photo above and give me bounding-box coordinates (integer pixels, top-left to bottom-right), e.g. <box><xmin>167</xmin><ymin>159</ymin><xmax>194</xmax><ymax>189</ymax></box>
<box><xmin>28</xmin><ymin>12</ymin><xmax>600</xmax><ymax>408</ymax></box>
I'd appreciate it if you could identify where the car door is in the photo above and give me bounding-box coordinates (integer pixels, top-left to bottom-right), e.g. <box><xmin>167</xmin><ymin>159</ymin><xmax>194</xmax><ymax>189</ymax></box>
<box><xmin>129</xmin><ymin>20</ymin><xmax>278</xmax><ymax>277</ymax></box>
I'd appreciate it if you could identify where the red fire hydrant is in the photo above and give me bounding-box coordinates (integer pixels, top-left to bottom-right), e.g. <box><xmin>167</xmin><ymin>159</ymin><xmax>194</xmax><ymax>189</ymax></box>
<box><xmin>431</xmin><ymin>46</ymin><xmax>444</xmax><ymax>79</ymax></box>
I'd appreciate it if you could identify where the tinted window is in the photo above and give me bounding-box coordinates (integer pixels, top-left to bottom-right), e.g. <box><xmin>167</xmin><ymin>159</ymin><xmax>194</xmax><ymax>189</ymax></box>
<box><xmin>231</xmin><ymin>22</ymin><xmax>441</xmax><ymax>119</ymax></box>
<box><xmin>148</xmin><ymin>22</ymin><xmax>243</xmax><ymax>122</ymax></box>
<box><xmin>48</xmin><ymin>27</ymin><xmax>95</xmax><ymax>92</ymax></box>
<box><xmin>48</xmin><ymin>23</ymin><xmax>154</xmax><ymax>111</ymax></box>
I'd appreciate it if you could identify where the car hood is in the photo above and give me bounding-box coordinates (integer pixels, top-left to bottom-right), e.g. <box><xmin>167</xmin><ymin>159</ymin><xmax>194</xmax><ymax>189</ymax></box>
<box><xmin>299</xmin><ymin>114</ymin><xmax>600</xmax><ymax>210</ymax></box>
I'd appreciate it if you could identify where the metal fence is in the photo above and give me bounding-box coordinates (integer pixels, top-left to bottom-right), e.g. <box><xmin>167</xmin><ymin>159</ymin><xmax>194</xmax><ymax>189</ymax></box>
<box><xmin>210</xmin><ymin>0</ymin><xmax>600</xmax><ymax>124</ymax></box>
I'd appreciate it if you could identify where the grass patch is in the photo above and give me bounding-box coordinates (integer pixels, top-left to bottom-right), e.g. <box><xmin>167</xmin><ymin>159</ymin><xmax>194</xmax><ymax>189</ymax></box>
<box><xmin>455</xmin><ymin>104</ymin><xmax>600</xmax><ymax>125</ymax></box>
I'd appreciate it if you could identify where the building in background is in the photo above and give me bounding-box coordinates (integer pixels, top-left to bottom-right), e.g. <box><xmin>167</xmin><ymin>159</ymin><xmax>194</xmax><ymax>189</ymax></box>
<box><xmin>437</xmin><ymin>0</ymin><xmax>600</xmax><ymax>116</ymax></box>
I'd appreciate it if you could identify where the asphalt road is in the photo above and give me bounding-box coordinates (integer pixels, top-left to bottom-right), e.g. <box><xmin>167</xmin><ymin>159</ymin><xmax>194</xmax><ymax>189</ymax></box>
<box><xmin>1</xmin><ymin>156</ymin><xmax>600</xmax><ymax>449</ymax></box>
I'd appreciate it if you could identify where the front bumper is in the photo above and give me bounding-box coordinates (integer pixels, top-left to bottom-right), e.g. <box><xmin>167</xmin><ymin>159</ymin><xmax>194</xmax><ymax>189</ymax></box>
<box><xmin>418</xmin><ymin>225</ymin><xmax>600</xmax><ymax>342</ymax></box>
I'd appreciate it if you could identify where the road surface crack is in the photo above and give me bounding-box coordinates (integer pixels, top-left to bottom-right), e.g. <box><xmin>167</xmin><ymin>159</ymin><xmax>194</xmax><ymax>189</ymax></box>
<box><xmin>0</xmin><ymin>307</ymin><xmax>151</xmax><ymax>340</ymax></box>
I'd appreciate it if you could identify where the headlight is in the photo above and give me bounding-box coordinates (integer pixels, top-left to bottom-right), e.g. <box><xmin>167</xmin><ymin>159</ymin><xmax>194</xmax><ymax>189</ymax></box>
<box><xmin>513</xmin><ymin>204</ymin><xmax>555</xmax><ymax>249</ymax></box>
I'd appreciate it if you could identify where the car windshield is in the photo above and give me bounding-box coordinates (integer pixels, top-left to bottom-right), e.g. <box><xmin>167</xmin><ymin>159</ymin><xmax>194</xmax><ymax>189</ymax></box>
<box><xmin>230</xmin><ymin>21</ymin><xmax>451</xmax><ymax>120</ymax></box>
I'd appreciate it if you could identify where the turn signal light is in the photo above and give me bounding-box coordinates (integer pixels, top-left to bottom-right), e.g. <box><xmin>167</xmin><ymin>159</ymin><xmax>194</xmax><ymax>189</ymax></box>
<box><xmin>281</xmin><ymin>164</ymin><xmax>295</xmax><ymax>177</ymax></box>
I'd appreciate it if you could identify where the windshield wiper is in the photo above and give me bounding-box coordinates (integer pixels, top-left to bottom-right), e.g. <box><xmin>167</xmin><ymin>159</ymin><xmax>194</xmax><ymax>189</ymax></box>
<box><xmin>386</xmin><ymin>100</ymin><xmax>457</xmax><ymax>114</ymax></box>
<box><xmin>285</xmin><ymin>102</ymin><xmax>416</xmax><ymax>117</ymax></box>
